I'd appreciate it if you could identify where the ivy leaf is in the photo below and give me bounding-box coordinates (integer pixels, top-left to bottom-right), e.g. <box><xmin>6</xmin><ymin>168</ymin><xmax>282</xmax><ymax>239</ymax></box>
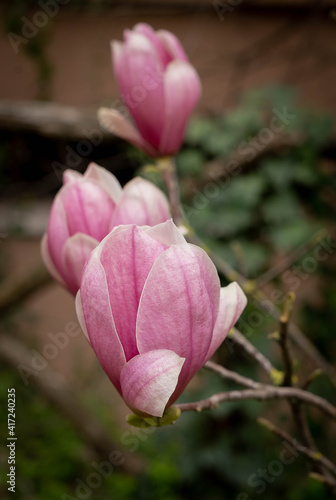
<box><xmin>176</xmin><ymin>149</ymin><xmax>205</xmax><ymax>177</ymax></box>
<box><xmin>262</xmin><ymin>191</ymin><xmax>302</xmax><ymax>225</ymax></box>
<box><xmin>268</xmin><ymin>220</ymin><xmax>319</xmax><ymax>250</ymax></box>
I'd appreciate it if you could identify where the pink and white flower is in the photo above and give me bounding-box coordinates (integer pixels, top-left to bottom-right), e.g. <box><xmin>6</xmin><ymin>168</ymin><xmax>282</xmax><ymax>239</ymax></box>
<box><xmin>76</xmin><ymin>220</ymin><xmax>247</xmax><ymax>417</ymax></box>
<box><xmin>99</xmin><ymin>23</ymin><xmax>201</xmax><ymax>157</ymax></box>
<box><xmin>41</xmin><ymin>163</ymin><xmax>170</xmax><ymax>294</ymax></box>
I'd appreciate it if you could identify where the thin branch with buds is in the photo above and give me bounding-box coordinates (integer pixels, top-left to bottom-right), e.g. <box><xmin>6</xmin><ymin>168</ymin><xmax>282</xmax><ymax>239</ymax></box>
<box><xmin>258</xmin><ymin>418</ymin><xmax>336</xmax><ymax>479</ymax></box>
<box><xmin>175</xmin><ymin>386</ymin><xmax>336</xmax><ymax>420</ymax></box>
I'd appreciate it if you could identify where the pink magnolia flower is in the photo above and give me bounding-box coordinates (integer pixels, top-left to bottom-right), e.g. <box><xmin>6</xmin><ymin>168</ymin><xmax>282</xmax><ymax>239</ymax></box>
<box><xmin>99</xmin><ymin>23</ymin><xmax>201</xmax><ymax>157</ymax></box>
<box><xmin>76</xmin><ymin>220</ymin><xmax>247</xmax><ymax>418</ymax></box>
<box><xmin>41</xmin><ymin>163</ymin><xmax>170</xmax><ymax>295</ymax></box>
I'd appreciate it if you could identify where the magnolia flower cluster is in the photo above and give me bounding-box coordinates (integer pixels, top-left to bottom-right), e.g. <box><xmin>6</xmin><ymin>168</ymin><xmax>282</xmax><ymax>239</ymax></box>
<box><xmin>42</xmin><ymin>163</ymin><xmax>170</xmax><ymax>295</ymax></box>
<box><xmin>42</xmin><ymin>24</ymin><xmax>247</xmax><ymax>419</ymax></box>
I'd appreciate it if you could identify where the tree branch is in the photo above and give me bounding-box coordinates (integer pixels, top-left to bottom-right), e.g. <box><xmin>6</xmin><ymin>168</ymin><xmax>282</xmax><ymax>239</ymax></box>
<box><xmin>0</xmin><ymin>264</ymin><xmax>52</xmax><ymax>314</ymax></box>
<box><xmin>258</xmin><ymin>417</ymin><xmax>336</xmax><ymax>478</ymax></box>
<box><xmin>230</xmin><ymin>327</ymin><xmax>275</xmax><ymax>379</ymax></box>
<box><xmin>205</xmin><ymin>360</ymin><xmax>262</xmax><ymax>389</ymax></box>
<box><xmin>175</xmin><ymin>386</ymin><xmax>336</xmax><ymax>420</ymax></box>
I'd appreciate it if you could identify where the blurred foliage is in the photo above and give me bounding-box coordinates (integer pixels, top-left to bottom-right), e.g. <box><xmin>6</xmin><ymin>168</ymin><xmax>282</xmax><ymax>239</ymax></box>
<box><xmin>1</xmin><ymin>85</ymin><xmax>336</xmax><ymax>499</ymax></box>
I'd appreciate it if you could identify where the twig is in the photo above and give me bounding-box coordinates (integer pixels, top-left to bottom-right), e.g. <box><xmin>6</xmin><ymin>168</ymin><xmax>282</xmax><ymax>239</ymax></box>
<box><xmin>205</xmin><ymin>360</ymin><xmax>262</xmax><ymax>389</ymax></box>
<box><xmin>157</xmin><ymin>157</ymin><xmax>184</xmax><ymax>227</ymax></box>
<box><xmin>278</xmin><ymin>292</ymin><xmax>295</xmax><ymax>387</ymax></box>
<box><xmin>176</xmin><ymin>386</ymin><xmax>336</xmax><ymax>420</ymax></box>
<box><xmin>309</xmin><ymin>472</ymin><xmax>336</xmax><ymax>488</ymax></box>
<box><xmin>230</xmin><ymin>328</ymin><xmax>275</xmax><ymax>379</ymax></box>
<box><xmin>0</xmin><ymin>264</ymin><xmax>52</xmax><ymax>314</ymax></box>
<box><xmin>258</xmin><ymin>418</ymin><xmax>336</xmax><ymax>477</ymax></box>
<box><xmin>302</xmin><ymin>369</ymin><xmax>323</xmax><ymax>390</ymax></box>
<box><xmin>256</xmin><ymin>229</ymin><xmax>327</xmax><ymax>287</ymax></box>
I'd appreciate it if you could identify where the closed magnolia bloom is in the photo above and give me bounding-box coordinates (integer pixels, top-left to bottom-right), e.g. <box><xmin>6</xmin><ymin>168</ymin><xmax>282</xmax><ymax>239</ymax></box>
<box><xmin>41</xmin><ymin>163</ymin><xmax>170</xmax><ymax>295</ymax></box>
<box><xmin>99</xmin><ymin>23</ymin><xmax>201</xmax><ymax>157</ymax></box>
<box><xmin>76</xmin><ymin>220</ymin><xmax>247</xmax><ymax>418</ymax></box>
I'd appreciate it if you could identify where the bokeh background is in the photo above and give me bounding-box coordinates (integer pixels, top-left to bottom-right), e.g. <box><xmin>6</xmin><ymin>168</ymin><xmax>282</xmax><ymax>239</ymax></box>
<box><xmin>0</xmin><ymin>1</ymin><xmax>336</xmax><ymax>499</ymax></box>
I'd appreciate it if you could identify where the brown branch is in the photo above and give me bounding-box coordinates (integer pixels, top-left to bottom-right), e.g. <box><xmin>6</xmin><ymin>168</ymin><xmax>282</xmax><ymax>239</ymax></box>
<box><xmin>230</xmin><ymin>327</ymin><xmax>275</xmax><ymax>379</ymax></box>
<box><xmin>176</xmin><ymin>386</ymin><xmax>336</xmax><ymax>420</ymax></box>
<box><xmin>278</xmin><ymin>292</ymin><xmax>295</xmax><ymax>387</ymax></box>
<box><xmin>256</xmin><ymin>229</ymin><xmax>328</xmax><ymax>287</ymax></box>
<box><xmin>205</xmin><ymin>360</ymin><xmax>262</xmax><ymax>389</ymax></box>
<box><xmin>258</xmin><ymin>418</ymin><xmax>336</xmax><ymax>478</ymax></box>
<box><xmin>0</xmin><ymin>264</ymin><xmax>52</xmax><ymax>314</ymax></box>
<box><xmin>0</xmin><ymin>100</ymin><xmax>115</xmax><ymax>141</ymax></box>
<box><xmin>0</xmin><ymin>334</ymin><xmax>142</xmax><ymax>474</ymax></box>
<box><xmin>309</xmin><ymin>472</ymin><xmax>336</xmax><ymax>488</ymax></box>
<box><xmin>157</xmin><ymin>157</ymin><xmax>185</xmax><ymax>227</ymax></box>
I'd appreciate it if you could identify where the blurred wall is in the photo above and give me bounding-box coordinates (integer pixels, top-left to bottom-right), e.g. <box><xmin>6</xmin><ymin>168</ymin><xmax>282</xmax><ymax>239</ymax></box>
<box><xmin>0</xmin><ymin>4</ymin><xmax>336</xmax><ymax>114</ymax></box>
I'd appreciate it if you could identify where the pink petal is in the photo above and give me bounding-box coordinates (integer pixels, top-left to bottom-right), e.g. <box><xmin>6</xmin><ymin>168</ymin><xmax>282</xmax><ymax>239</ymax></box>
<box><xmin>99</xmin><ymin>226</ymin><xmax>168</xmax><ymax>361</ymax></box>
<box><xmin>157</xmin><ymin>29</ymin><xmax>188</xmax><ymax>62</ymax></box>
<box><xmin>63</xmin><ymin>170</ymin><xmax>82</xmax><ymax>185</ymax></box>
<box><xmin>119</xmin><ymin>32</ymin><xmax>165</xmax><ymax>148</ymax></box>
<box><xmin>144</xmin><ymin>219</ymin><xmax>186</xmax><ymax>246</ymax></box>
<box><xmin>111</xmin><ymin>40</ymin><xmax>127</xmax><ymax>94</ymax></box>
<box><xmin>61</xmin><ymin>178</ymin><xmax>117</xmax><ymax>241</ymax></box>
<box><xmin>205</xmin><ymin>282</ymin><xmax>247</xmax><ymax>361</ymax></box>
<box><xmin>84</xmin><ymin>162</ymin><xmax>123</xmax><ymax>203</ymax></box>
<box><xmin>47</xmin><ymin>196</ymin><xmax>70</xmax><ymax>276</ymax></box>
<box><xmin>134</xmin><ymin>23</ymin><xmax>173</xmax><ymax>68</ymax></box>
<box><xmin>111</xmin><ymin>177</ymin><xmax>170</xmax><ymax>228</ymax></box>
<box><xmin>159</xmin><ymin>61</ymin><xmax>201</xmax><ymax>155</ymax></box>
<box><xmin>40</xmin><ymin>233</ymin><xmax>66</xmax><ymax>287</ymax></box>
<box><xmin>120</xmin><ymin>349</ymin><xmax>185</xmax><ymax>417</ymax></box>
<box><xmin>80</xmin><ymin>253</ymin><xmax>126</xmax><ymax>392</ymax></box>
<box><xmin>98</xmin><ymin>108</ymin><xmax>155</xmax><ymax>156</ymax></box>
<box><xmin>62</xmin><ymin>233</ymin><xmax>99</xmax><ymax>295</ymax></box>
<box><xmin>136</xmin><ymin>244</ymin><xmax>220</xmax><ymax>403</ymax></box>
<box><xmin>75</xmin><ymin>290</ymin><xmax>90</xmax><ymax>343</ymax></box>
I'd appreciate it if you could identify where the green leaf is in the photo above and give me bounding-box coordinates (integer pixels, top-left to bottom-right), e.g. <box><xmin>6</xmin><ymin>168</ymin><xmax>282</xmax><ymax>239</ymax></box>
<box><xmin>268</xmin><ymin>220</ymin><xmax>319</xmax><ymax>250</ymax></box>
<box><xmin>185</xmin><ymin>119</ymin><xmax>217</xmax><ymax>146</ymax></box>
<box><xmin>190</xmin><ymin>206</ymin><xmax>253</xmax><ymax>238</ymax></box>
<box><xmin>262</xmin><ymin>191</ymin><xmax>302</xmax><ymax>225</ymax></box>
<box><xmin>211</xmin><ymin>174</ymin><xmax>266</xmax><ymax>208</ymax></box>
<box><xmin>261</xmin><ymin>158</ymin><xmax>295</xmax><ymax>191</ymax></box>
<box><xmin>176</xmin><ymin>149</ymin><xmax>205</xmax><ymax>177</ymax></box>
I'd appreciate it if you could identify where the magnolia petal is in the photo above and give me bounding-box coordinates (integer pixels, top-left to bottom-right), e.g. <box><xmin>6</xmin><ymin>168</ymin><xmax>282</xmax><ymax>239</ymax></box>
<box><xmin>159</xmin><ymin>60</ymin><xmax>201</xmax><ymax>155</ymax></box>
<box><xmin>47</xmin><ymin>196</ymin><xmax>70</xmax><ymax>276</ymax></box>
<box><xmin>157</xmin><ymin>29</ymin><xmax>188</xmax><ymax>62</ymax></box>
<box><xmin>63</xmin><ymin>170</ymin><xmax>82</xmax><ymax>185</ymax></box>
<box><xmin>75</xmin><ymin>290</ymin><xmax>90</xmax><ymax>343</ymax></box>
<box><xmin>111</xmin><ymin>40</ymin><xmax>128</xmax><ymax>94</ymax></box>
<box><xmin>134</xmin><ymin>23</ymin><xmax>173</xmax><ymax>68</ymax></box>
<box><xmin>85</xmin><ymin>162</ymin><xmax>123</xmax><ymax>203</ymax></box>
<box><xmin>136</xmin><ymin>244</ymin><xmax>220</xmax><ymax>401</ymax></box>
<box><xmin>111</xmin><ymin>177</ymin><xmax>170</xmax><ymax>228</ymax></box>
<box><xmin>120</xmin><ymin>349</ymin><xmax>185</xmax><ymax>417</ymax></box>
<box><xmin>144</xmin><ymin>219</ymin><xmax>186</xmax><ymax>246</ymax></box>
<box><xmin>40</xmin><ymin>233</ymin><xmax>66</xmax><ymax>287</ymax></box>
<box><xmin>98</xmin><ymin>108</ymin><xmax>155</xmax><ymax>156</ymax></box>
<box><xmin>121</xmin><ymin>31</ymin><xmax>165</xmax><ymax>148</ymax></box>
<box><xmin>80</xmin><ymin>254</ymin><xmax>126</xmax><ymax>392</ymax></box>
<box><xmin>62</xmin><ymin>233</ymin><xmax>99</xmax><ymax>295</ymax></box>
<box><xmin>61</xmin><ymin>178</ymin><xmax>116</xmax><ymax>242</ymax></box>
<box><xmin>206</xmin><ymin>282</ymin><xmax>247</xmax><ymax>361</ymax></box>
<box><xmin>99</xmin><ymin>226</ymin><xmax>167</xmax><ymax>361</ymax></box>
